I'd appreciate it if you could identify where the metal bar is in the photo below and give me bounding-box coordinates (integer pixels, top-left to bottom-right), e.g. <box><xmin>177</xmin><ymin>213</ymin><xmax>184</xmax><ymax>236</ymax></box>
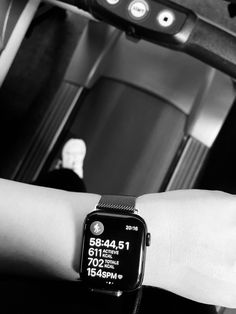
<box><xmin>0</xmin><ymin>0</ymin><xmax>41</xmax><ymax>87</ymax></box>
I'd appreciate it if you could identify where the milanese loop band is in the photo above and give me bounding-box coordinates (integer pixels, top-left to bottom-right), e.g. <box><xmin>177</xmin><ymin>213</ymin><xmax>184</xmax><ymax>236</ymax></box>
<box><xmin>97</xmin><ymin>195</ymin><xmax>137</xmax><ymax>213</ymax></box>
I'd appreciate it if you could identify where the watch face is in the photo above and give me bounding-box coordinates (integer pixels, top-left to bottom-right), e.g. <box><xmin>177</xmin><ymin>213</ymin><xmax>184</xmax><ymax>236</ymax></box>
<box><xmin>80</xmin><ymin>211</ymin><xmax>147</xmax><ymax>293</ymax></box>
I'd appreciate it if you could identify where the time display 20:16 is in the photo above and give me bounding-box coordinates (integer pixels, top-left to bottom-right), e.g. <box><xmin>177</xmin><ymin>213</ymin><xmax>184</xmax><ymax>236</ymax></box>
<box><xmin>89</xmin><ymin>238</ymin><xmax>130</xmax><ymax>250</ymax></box>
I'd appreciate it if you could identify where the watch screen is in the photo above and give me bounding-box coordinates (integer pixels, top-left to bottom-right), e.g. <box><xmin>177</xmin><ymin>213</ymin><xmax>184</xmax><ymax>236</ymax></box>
<box><xmin>80</xmin><ymin>211</ymin><xmax>147</xmax><ymax>292</ymax></box>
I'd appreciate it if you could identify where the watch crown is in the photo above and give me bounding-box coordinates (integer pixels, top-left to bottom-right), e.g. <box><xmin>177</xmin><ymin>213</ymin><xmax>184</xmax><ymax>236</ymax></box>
<box><xmin>146</xmin><ymin>233</ymin><xmax>151</xmax><ymax>246</ymax></box>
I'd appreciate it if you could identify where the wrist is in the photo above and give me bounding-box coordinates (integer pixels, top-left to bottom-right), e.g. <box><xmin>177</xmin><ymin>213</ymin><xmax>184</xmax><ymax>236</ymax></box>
<box><xmin>67</xmin><ymin>192</ymin><xmax>101</xmax><ymax>278</ymax></box>
<box><xmin>136</xmin><ymin>193</ymin><xmax>174</xmax><ymax>290</ymax></box>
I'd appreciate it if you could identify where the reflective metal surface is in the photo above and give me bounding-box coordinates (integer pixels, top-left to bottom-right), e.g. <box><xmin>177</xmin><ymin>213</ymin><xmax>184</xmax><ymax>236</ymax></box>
<box><xmin>166</xmin><ymin>136</ymin><xmax>208</xmax><ymax>190</ymax></box>
<box><xmin>187</xmin><ymin>69</ymin><xmax>235</xmax><ymax>147</ymax></box>
<box><xmin>0</xmin><ymin>0</ymin><xmax>41</xmax><ymax>87</ymax></box>
<box><xmin>12</xmin><ymin>83</ymin><xmax>84</xmax><ymax>182</ymax></box>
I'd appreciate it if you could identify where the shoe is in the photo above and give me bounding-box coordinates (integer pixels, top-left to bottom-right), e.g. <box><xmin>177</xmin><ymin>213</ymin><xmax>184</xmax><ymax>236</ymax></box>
<box><xmin>61</xmin><ymin>138</ymin><xmax>86</xmax><ymax>179</ymax></box>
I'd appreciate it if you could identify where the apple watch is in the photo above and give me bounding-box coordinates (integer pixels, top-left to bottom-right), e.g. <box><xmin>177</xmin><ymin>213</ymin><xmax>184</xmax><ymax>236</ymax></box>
<box><xmin>80</xmin><ymin>195</ymin><xmax>151</xmax><ymax>296</ymax></box>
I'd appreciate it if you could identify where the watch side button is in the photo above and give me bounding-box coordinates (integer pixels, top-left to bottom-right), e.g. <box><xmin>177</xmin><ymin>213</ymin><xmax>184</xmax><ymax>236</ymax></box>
<box><xmin>146</xmin><ymin>233</ymin><xmax>151</xmax><ymax>246</ymax></box>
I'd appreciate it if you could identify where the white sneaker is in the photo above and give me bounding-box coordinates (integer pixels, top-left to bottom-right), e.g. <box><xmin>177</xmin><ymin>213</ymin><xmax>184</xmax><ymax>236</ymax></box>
<box><xmin>61</xmin><ymin>138</ymin><xmax>86</xmax><ymax>178</ymax></box>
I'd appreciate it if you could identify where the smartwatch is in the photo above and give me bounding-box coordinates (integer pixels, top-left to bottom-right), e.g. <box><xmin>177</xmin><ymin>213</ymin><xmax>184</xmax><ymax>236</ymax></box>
<box><xmin>80</xmin><ymin>195</ymin><xmax>151</xmax><ymax>296</ymax></box>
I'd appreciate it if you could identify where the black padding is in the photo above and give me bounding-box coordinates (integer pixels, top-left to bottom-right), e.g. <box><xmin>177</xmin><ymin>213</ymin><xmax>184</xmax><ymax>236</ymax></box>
<box><xmin>0</xmin><ymin>280</ymin><xmax>217</xmax><ymax>314</ymax></box>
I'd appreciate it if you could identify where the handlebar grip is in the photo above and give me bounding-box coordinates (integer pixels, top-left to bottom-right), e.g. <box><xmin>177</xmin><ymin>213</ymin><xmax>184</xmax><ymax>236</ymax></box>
<box><xmin>185</xmin><ymin>17</ymin><xmax>236</xmax><ymax>79</ymax></box>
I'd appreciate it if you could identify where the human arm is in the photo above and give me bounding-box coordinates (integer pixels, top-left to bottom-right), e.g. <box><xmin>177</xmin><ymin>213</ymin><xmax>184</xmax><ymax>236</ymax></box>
<box><xmin>138</xmin><ymin>190</ymin><xmax>236</xmax><ymax>308</ymax></box>
<box><xmin>0</xmin><ymin>178</ymin><xmax>236</xmax><ymax>307</ymax></box>
<box><xmin>0</xmin><ymin>178</ymin><xmax>100</xmax><ymax>280</ymax></box>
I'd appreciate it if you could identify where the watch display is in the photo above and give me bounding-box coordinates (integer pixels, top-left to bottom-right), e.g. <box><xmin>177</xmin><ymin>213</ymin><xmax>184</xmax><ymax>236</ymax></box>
<box><xmin>80</xmin><ymin>211</ymin><xmax>148</xmax><ymax>293</ymax></box>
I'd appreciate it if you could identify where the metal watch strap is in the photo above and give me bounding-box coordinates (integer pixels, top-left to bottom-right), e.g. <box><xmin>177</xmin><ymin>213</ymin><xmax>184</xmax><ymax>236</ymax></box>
<box><xmin>97</xmin><ymin>195</ymin><xmax>137</xmax><ymax>213</ymax></box>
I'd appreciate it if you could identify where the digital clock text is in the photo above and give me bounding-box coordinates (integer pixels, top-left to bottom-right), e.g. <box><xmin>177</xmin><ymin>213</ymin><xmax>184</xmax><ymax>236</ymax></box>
<box><xmin>89</xmin><ymin>238</ymin><xmax>130</xmax><ymax>250</ymax></box>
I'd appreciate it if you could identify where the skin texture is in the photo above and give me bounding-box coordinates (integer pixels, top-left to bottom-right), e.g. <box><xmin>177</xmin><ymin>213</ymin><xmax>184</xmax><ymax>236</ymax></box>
<box><xmin>0</xmin><ymin>179</ymin><xmax>236</xmax><ymax>307</ymax></box>
<box><xmin>138</xmin><ymin>191</ymin><xmax>236</xmax><ymax>308</ymax></box>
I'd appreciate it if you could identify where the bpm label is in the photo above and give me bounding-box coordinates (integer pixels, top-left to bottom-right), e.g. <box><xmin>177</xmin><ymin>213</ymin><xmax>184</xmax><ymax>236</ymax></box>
<box><xmin>128</xmin><ymin>0</ymin><xmax>150</xmax><ymax>20</ymax></box>
<box><xmin>90</xmin><ymin>221</ymin><xmax>104</xmax><ymax>236</ymax></box>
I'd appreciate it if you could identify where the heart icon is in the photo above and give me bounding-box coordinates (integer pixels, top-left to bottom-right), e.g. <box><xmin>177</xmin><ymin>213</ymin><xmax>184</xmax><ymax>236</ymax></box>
<box><xmin>118</xmin><ymin>275</ymin><xmax>123</xmax><ymax>280</ymax></box>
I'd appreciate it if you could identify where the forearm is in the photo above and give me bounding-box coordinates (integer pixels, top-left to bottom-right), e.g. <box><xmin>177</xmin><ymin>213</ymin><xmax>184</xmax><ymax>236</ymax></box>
<box><xmin>0</xmin><ymin>178</ymin><xmax>100</xmax><ymax>280</ymax></box>
<box><xmin>1</xmin><ymin>181</ymin><xmax>236</xmax><ymax>307</ymax></box>
<box><xmin>0</xmin><ymin>180</ymin><xmax>174</xmax><ymax>288</ymax></box>
<box><xmin>138</xmin><ymin>191</ymin><xmax>236</xmax><ymax>308</ymax></box>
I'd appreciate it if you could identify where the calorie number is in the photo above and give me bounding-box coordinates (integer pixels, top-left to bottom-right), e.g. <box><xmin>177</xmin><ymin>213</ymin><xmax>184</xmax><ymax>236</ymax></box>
<box><xmin>88</xmin><ymin>248</ymin><xmax>103</xmax><ymax>257</ymax></box>
<box><xmin>88</xmin><ymin>258</ymin><xmax>104</xmax><ymax>268</ymax></box>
